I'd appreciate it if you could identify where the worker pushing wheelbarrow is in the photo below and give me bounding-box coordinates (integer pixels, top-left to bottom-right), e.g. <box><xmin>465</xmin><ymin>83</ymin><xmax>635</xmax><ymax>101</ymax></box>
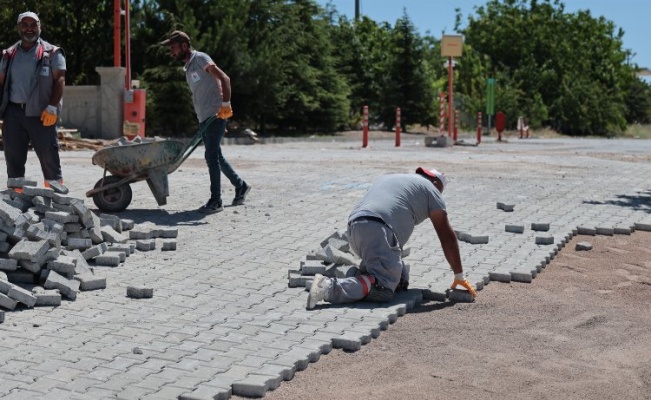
<box><xmin>85</xmin><ymin>117</ymin><xmax>211</xmax><ymax>212</ymax></box>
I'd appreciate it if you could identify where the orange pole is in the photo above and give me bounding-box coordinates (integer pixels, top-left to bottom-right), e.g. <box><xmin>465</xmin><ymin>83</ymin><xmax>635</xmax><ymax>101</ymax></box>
<box><xmin>453</xmin><ymin>110</ymin><xmax>459</xmax><ymax>142</ymax></box>
<box><xmin>114</xmin><ymin>0</ymin><xmax>121</xmax><ymax>67</ymax></box>
<box><xmin>362</xmin><ymin>105</ymin><xmax>369</xmax><ymax>148</ymax></box>
<box><xmin>124</xmin><ymin>0</ymin><xmax>131</xmax><ymax>89</ymax></box>
<box><xmin>395</xmin><ymin>108</ymin><xmax>401</xmax><ymax>147</ymax></box>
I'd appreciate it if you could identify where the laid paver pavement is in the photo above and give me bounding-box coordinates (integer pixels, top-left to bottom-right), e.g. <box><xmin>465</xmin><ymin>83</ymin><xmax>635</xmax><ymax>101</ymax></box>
<box><xmin>1</xmin><ymin>134</ymin><xmax>650</xmax><ymax>399</ymax></box>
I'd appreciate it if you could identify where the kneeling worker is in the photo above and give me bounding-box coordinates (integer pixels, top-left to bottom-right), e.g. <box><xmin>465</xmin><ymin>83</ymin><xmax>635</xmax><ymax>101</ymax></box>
<box><xmin>307</xmin><ymin>167</ymin><xmax>476</xmax><ymax>309</ymax></box>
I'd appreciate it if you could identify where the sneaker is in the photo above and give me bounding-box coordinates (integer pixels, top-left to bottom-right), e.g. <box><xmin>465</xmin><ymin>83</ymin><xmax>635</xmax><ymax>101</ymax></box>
<box><xmin>44</xmin><ymin>180</ymin><xmax>69</xmax><ymax>194</ymax></box>
<box><xmin>307</xmin><ymin>274</ymin><xmax>330</xmax><ymax>309</ymax></box>
<box><xmin>232</xmin><ymin>182</ymin><xmax>251</xmax><ymax>206</ymax></box>
<box><xmin>198</xmin><ymin>199</ymin><xmax>223</xmax><ymax>214</ymax></box>
<box><xmin>363</xmin><ymin>282</ymin><xmax>394</xmax><ymax>302</ymax></box>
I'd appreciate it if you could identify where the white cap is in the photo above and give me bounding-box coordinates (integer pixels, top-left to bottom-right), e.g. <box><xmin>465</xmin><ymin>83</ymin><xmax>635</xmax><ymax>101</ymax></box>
<box><xmin>416</xmin><ymin>167</ymin><xmax>447</xmax><ymax>191</ymax></box>
<box><xmin>17</xmin><ymin>12</ymin><xmax>40</xmax><ymax>24</ymax></box>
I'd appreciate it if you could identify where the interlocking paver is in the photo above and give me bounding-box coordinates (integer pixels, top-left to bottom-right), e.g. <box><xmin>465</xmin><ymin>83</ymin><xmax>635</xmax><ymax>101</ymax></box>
<box><xmin>3</xmin><ymin>137</ymin><xmax>651</xmax><ymax>398</ymax></box>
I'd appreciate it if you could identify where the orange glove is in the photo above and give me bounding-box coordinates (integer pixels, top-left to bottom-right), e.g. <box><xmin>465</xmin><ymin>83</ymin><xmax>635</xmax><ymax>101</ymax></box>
<box><xmin>41</xmin><ymin>105</ymin><xmax>58</xmax><ymax>127</ymax></box>
<box><xmin>450</xmin><ymin>273</ymin><xmax>477</xmax><ymax>297</ymax></box>
<box><xmin>217</xmin><ymin>101</ymin><xmax>233</xmax><ymax>119</ymax></box>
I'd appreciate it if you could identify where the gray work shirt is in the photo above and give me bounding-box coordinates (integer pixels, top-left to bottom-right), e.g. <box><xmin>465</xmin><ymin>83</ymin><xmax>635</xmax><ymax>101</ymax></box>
<box><xmin>349</xmin><ymin>174</ymin><xmax>446</xmax><ymax>247</ymax></box>
<box><xmin>1</xmin><ymin>42</ymin><xmax>66</xmax><ymax>103</ymax></box>
<box><xmin>184</xmin><ymin>50</ymin><xmax>224</xmax><ymax>123</ymax></box>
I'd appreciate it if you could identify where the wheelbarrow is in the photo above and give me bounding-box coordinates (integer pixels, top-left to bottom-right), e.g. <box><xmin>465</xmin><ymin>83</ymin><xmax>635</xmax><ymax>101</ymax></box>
<box><xmin>85</xmin><ymin>116</ymin><xmax>213</xmax><ymax>212</ymax></box>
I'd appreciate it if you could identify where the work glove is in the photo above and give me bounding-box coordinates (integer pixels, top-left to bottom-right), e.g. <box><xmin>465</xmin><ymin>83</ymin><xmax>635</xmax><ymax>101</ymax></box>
<box><xmin>217</xmin><ymin>101</ymin><xmax>233</xmax><ymax>120</ymax></box>
<box><xmin>450</xmin><ymin>273</ymin><xmax>477</xmax><ymax>297</ymax></box>
<box><xmin>41</xmin><ymin>105</ymin><xmax>58</xmax><ymax>127</ymax></box>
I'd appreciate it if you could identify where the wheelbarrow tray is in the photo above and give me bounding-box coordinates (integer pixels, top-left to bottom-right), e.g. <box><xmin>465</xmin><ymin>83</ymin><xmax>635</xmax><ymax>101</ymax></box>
<box><xmin>91</xmin><ymin>140</ymin><xmax>185</xmax><ymax>177</ymax></box>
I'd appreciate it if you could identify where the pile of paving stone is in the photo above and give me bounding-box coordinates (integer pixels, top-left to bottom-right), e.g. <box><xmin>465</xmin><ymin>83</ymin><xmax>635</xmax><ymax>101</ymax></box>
<box><xmin>0</xmin><ymin>182</ymin><xmax>178</xmax><ymax>322</ymax></box>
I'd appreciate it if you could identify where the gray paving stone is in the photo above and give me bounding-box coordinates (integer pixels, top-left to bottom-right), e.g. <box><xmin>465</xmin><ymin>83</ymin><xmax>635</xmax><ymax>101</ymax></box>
<box><xmin>505</xmin><ymin>224</ymin><xmax>525</xmax><ymax>233</ymax></box>
<box><xmin>576</xmin><ymin>241</ymin><xmax>593</xmax><ymax>251</ymax></box>
<box><xmin>127</xmin><ymin>285</ymin><xmax>154</xmax><ymax>299</ymax></box>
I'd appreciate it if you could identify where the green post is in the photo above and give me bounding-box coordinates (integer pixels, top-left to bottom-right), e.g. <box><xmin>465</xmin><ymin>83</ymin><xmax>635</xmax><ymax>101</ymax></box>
<box><xmin>486</xmin><ymin>78</ymin><xmax>495</xmax><ymax>134</ymax></box>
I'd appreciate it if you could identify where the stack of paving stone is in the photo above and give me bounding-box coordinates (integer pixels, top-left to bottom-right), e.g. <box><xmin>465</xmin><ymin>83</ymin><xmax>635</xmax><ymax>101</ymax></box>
<box><xmin>288</xmin><ymin>231</ymin><xmax>360</xmax><ymax>289</ymax></box>
<box><xmin>0</xmin><ymin>183</ymin><xmax>178</xmax><ymax>321</ymax></box>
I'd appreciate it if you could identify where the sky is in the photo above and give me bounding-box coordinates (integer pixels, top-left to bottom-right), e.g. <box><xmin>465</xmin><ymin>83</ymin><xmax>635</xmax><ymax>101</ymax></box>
<box><xmin>315</xmin><ymin>0</ymin><xmax>650</xmax><ymax>69</ymax></box>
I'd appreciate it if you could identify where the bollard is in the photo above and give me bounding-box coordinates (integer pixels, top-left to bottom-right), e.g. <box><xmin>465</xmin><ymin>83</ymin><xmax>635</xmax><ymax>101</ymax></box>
<box><xmin>362</xmin><ymin>105</ymin><xmax>369</xmax><ymax>148</ymax></box>
<box><xmin>453</xmin><ymin>110</ymin><xmax>459</xmax><ymax>142</ymax></box>
<box><xmin>477</xmin><ymin>111</ymin><xmax>482</xmax><ymax>145</ymax></box>
<box><xmin>395</xmin><ymin>108</ymin><xmax>401</xmax><ymax>147</ymax></box>
<box><xmin>439</xmin><ymin>93</ymin><xmax>446</xmax><ymax>134</ymax></box>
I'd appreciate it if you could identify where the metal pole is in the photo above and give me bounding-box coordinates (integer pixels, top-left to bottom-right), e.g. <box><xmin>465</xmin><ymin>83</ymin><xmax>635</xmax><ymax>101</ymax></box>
<box><xmin>355</xmin><ymin>0</ymin><xmax>360</xmax><ymax>21</ymax></box>
<box><xmin>395</xmin><ymin>108</ymin><xmax>401</xmax><ymax>147</ymax></box>
<box><xmin>113</xmin><ymin>0</ymin><xmax>121</xmax><ymax>67</ymax></box>
<box><xmin>362</xmin><ymin>105</ymin><xmax>369</xmax><ymax>148</ymax></box>
<box><xmin>124</xmin><ymin>0</ymin><xmax>131</xmax><ymax>89</ymax></box>
<box><xmin>447</xmin><ymin>57</ymin><xmax>454</xmax><ymax>138</ymax></box>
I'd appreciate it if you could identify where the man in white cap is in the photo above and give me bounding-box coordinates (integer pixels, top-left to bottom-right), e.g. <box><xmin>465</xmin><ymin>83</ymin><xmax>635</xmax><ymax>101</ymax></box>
<box><xmin>0</xmin><ymin>11</ymin><xmax>67</xmax><ymax>193</ymax></box>
<box><xmin>307</xmin><ymin>167</ymin><xmax>476</xmax><ymax>309</ymax></box>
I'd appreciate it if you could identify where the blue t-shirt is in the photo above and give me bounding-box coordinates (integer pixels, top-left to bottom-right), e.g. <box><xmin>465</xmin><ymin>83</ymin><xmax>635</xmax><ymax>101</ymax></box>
<box><xmin>349</xmin><ymin>173</ymin><xmax>446</xmax><ymax>246</ymax></box>
<box><xmin>184</xmin><ymin>50</ymin><xmax>224</xmax><ymax>123</ymax></box>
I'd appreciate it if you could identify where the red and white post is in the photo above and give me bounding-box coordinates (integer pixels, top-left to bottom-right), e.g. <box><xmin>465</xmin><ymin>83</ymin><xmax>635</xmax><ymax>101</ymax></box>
<box><xmin>453</xmin><ymin>110</ymin><xmax>459</xmax><ymax>142</ymax></box>
<box><xmin>477</xmin><ymin>111</ymin><xmax>482</xmax><ymax>144</ymax></box>
<box><xmin>439</xmin><ymin>93</ymin><xmax>446</xmax><ymax>134</ymax></box>
<box><xmin>395</xmin><ymin>107</ymin><xmax>401</xmax><ymax>147</ymax></box>
<box><xmin>362</xmin><ymin>105</ymin><xmax>369</xmax><ymax>148</ymax></box>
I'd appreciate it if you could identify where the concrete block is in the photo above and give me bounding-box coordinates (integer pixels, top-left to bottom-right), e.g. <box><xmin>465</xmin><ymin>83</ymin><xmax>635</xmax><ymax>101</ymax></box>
<box><xmin>94</xmin><ymin>254</ymin><xmax>121</xmax><ymax>267</ymax></box>
<box><xmin>81</xmin><ymin>243</ymin><xmax>108</xmax><ymax>260</ymax></box>
<box><xmin>99</xmin><ymin>214</ymin><xmax>122</xmax><ymax>232</ymax></box>
<box><xmin>510</xmin><ymin>271</ymin><xmax>533</xmax><ymax>283</ymax></box>
<box><xmin>161</xmin><ymin>240</ymin><xmax>176</xmax><ymax>251</ymax></box>
<box><xmin>127</xmin><ymin>285</ymin><xmax>153</xmax><ymax>299</ymax></box>
<box><xmin>468</xmin><ymin>235</ymin><xmax>489</xmax><ymax>245</ymax></box>
<box><xmin>52</xmin><ymin>193</ymin><xmax>76</xmax><ymax>205</ymax></box>
<box><xmin>107</xmin><ymin>244</ymin><xmax>132</xmax><ymax>256</ymax></box>
<box><xmin>7</xmin><ymin>285</ymin><xmax>37</xmax><ymax>307</ymax></box>
<box><xmin>0</xmin><ymin>258</ymin><xmax>18</xmax><ymax>271</ymax></box>
<box><xmin>454</xmin><ymin>230</ymin><xmax>469</xmax><ymax>242</ymax></box>
<box><xmin>424</xmin><ymin>135</ymin><xmax>453</xmax><ymax>147</ymax></box>
<box><xmin>531</xmin><ymin>223</ymin><xmax>550</xmax><ymax>231</ymax></box>
<box><xmin>496</xmin><ymin>202</ymin><xmax>515</xmax><ymax>212</ymax></box>
<box><xmin>614</xmin><ymin>226</ymin><xmax>632</xmax><ymax>235</ymax></box>
<box><xmin>0</xmin><ymin>200</ymin><xmax>22</xmax><ymax>225</ymax></box>
<box><xmin>535</xmin><ymin>235</ymin><xmax>554</xmax><ymax>245</ymax></box>
<box><xmin>577</xmin><ymin>226</ymin><xmax>596</xmax><ymax>235</ymax></box>
<box><xmin>489</xmin><ymin>271</ymin><xmax>512</xmax><ymax>283</ymax></box>
<box><xmin>136</xmin><ymin>239</ymin><xmax>156</xmax><ymax>251</ymax></box>
<box><xmin>319</xmin><ymin>231</ymin><xmax>345</xmax><ymax>248</ymax></box>
<box><xmin>0</xmin><ymin>292</ymin><xmax>18</xmax><ymax>310</ymax></box>
<box><xmin>66</xmin><ymin>238</ymin><xmax>92</xmax><ymax>251</ymax></box>
<box><xmin>300</xmin><ymin>260</ymin><xmax>326</xmax><ymax>276</ymax></box>
<box><xmin>595</xmin><ymin>226</ymin><xmax>614</xmax><ymax>236</ymax></box>
<box><xmin>44</xmin><ymin>270</ymin><xmax>80</xmax><ymax>300</ymax></box>
<box><xmin>8</xmin><ymin>239</ymin><xmax>49</xmax><ymax>262</ymax></box>
<box><xmin>288</xmin><ymin>271</ymin><xmax>311</xmax><ymax>288</ymax></box>
<box><xmin>75</xmin><ymin>273</ymin><xmax>107</xmax><ymax>291</ymax></box>
<box><xmin>155</xmin><ymin>228</ymin><xmax>178</xmax><ymax>239</ymax></box>
<box><xmin>52</xmin><ymin>202</ymin><xmax>74</xmax><ymax>213</ymax></box>
<box><xmin>7</xmin><ymin>178</ymin><xmax>37</xmax><ymax>188</ymax></box>
<box><xmin>505</xmin><ymin>224</ymin><xmax>525</xmax><ymax>234</ymax></box>
<box><xmin>322</xmin><ymin>244</ymin><xmax>357</xmax><ymax>265</ymax></box>
<box><xmin>42</xmin><ymin>219</ymin><xmax>64</xmax><ymax>234</ymax></box>
<box><xmin>332</xmin><ymin>265</ymin><xmax>359</xmax><ymax>278</ymax></box>
<box><xmin>634</xmin><ymin>222</ymin><xmax>651</xmax><ymax>232</ymax></box>
<box><xmin>101</xmin><ymin>226</ymin><xmax>128</xmax><ymax>244</ymax></box>
<box><xmin>447</xmin><ymin>288</ymin><xmax>475</xmax><ymax>302</ymax></box>
<box><xmin>0</xmin><ymin>242</ymin><xmax>10</xmax><ymax>253</ymax></box>
<box><xmin>325</xmin><ymin>237</ymin><xmax>349</xmax><ymax>253</ymax></box>
<box><xmin>120</xmin><ymin>219</ymin><xmax>134</xmax><ymax>231</ymax></box>
<box><xmin>576</xmin><ymin>241</ymin><xmax>593</xmax><ymax>251</ymax></box>
<box><xmin>44</xmin><ymin>211</ymin><xmax>78</xmax><ymax>224</ymax></box>
<box><xmin>63</xmin><ymin>223</ymin><xmax>83</xmax><ymax>233</ymax></box>
<box><xmin>71</xmin><ymin>201</ymin><xmax>93</xmax><ymax>227</ymax></box>
<box><xmin>6</xmin><ymin>270</ymin><xmax>35</xmax><ymax>284</ymax></box>
<box><xmin>18</xmin><ymin>260</ymin><xmax>43</xmax><ymax>274</ymax></box>
<box><xmin>23</xmin><ymin>186</ymin><xmax>54</xmax><ymax>198</ymax></box>
<box><xmin>33</xmin><ymin>288</ymin><xmax>62</xmax><ymax>307</ymax></box>
<box><xmin>0</xmin><ymin>309</ymin><xmax>4</xmax><ymax>322</ymax></box>
<box><xmin>47</xmin><ymin>255</ymin><xmax>77</xmax><ymax>276</ymax></box>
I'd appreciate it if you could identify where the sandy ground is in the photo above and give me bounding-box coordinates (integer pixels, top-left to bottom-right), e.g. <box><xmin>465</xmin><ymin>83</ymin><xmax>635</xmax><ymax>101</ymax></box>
<box><xmin>241</xmin><ymin>232</ymin><xmax>651</xmax><ymax>400</ymax></box>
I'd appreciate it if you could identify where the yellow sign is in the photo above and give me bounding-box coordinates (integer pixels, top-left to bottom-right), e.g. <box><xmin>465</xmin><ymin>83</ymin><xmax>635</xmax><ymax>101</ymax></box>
<box><xmin>441</xmin><ymin>35</ymin><xmax>463</xmax><ymax>57</ymax></box>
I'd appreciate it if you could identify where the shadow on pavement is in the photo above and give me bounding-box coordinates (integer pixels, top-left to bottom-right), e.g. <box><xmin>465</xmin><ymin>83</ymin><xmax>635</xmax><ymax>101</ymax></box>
<box><xmin>110</xmin><ymin>208</ymin><xmax>210</xmax><ymax>226</ymax></box>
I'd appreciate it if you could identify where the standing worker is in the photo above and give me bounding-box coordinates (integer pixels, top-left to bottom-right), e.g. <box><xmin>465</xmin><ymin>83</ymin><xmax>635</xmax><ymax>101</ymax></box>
<box><xmin>0</xmin><ymin>11</ymin><xmax>67</xmax><ymax>193</ymax></box>
<box><xmin>307</xmin><ymin>167</ymin><xmax>477</xmax><ymax>309</ymax></box>
<box><xmin>160</xmin><ymin>30</ymin><xmax>250</xmax><ymax>214</ymax></box>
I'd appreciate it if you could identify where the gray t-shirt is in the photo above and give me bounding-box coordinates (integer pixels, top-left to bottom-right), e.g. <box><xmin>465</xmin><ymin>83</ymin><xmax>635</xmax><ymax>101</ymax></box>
<box><xmin>349</xmin><ymin>173</ymin><xmax>446</xmax><ymax>247</ymax></box>
<box><xmin>184</xmin><ymin>50</ymin><xmax>223</xmax><ymax>123</ymax></box>
<box><xmin>1</xmin><ymin>41</ymin><xmax>66</xmax><ymax>103</ymax></box>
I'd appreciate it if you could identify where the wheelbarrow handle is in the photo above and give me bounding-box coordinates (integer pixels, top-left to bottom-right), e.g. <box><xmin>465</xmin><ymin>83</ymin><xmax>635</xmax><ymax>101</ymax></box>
<box><xmin>167</xmin><ymin>116</ymin><xmax>216</xmax><ymax>173</ymax></box>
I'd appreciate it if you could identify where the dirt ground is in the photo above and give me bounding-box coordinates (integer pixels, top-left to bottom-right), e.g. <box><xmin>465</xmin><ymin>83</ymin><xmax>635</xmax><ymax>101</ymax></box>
<box><xmin>250</xmin><ymin>232</ymin><xmax>651</xmax><ymax>400</ymax></box>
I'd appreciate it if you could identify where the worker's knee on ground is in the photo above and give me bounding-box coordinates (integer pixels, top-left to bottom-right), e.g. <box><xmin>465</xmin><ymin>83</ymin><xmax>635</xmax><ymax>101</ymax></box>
<box><xmin>363</xmin><ymin>283</ymin><xmax>394</xmax><ymax>303</ymax></box>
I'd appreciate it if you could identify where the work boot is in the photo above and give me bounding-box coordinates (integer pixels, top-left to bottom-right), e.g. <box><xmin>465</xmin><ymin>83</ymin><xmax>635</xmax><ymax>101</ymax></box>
<box><xmin>198</xmin><ymin>198</ymin><xmax>223</xmax><ymax>214</ymax></box>
<box><xmin>232</xmin><ymin>182</ymin><xmax>251</xmax><ymax>206</ymax></box>
<box><xmin>363</xmin><ymin>282</ymin><xmax>394</xmax><ymax>303</ymax></box>
<box><xmin>44</xmin><ymin>179</ymin><xmax>69</xmax><ymax>194</ymax></box>
<box><xmin>307</xmin><ymin>274</ymin><xmax>330</xmax><ymax>309</ymax></box>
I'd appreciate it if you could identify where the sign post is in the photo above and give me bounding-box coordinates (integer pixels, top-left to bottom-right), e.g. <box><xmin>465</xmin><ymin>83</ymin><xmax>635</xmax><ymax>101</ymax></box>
<box><xmin>485</xmin><ymin>78</ymin><xmax>495</xmax><ymax>135</ymax></box>
<box><xmin>441</xmin><ymin>35</ymin><xmax>463</xmax><ymax>141</ymax></box>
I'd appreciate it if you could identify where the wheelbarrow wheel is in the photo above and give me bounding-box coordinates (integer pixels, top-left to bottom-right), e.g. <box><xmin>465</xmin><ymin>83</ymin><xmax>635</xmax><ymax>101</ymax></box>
<box><xmin>92</xmin><ymin>175</ymin><xmax>133</xmax><ymax>212</ymax></box>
